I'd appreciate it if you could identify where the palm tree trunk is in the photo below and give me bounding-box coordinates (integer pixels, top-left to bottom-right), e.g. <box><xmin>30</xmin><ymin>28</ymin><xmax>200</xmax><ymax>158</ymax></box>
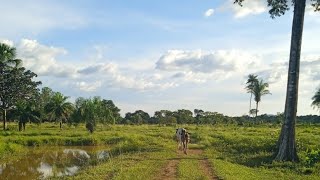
<box><xmin>275</xmin><ymin>0</ymin><xmax>306</xmax><ymax>162</ymax></box>
<box><xmin>255</xmin><ymin>102</ymin><xmax>258</xmax><ymax>117</ymax></box>
<box><xmin>60</xmin><ymin>121</ymin><xmax>62</xmax><ymax>129</ymax></box>
<box><xmin>18</xmin><ymin>121</ymin><xmax>22</xmax><ymax>131</ymax></box>
<box><xmin>249</xmin><ymin>93</ymin><xmax>252</xmax><ymax>115</ymax></box>
<box><xmin>3</xmin><ymin>109</ymin><xmax>6</xmax><ymax>130</ymax></box>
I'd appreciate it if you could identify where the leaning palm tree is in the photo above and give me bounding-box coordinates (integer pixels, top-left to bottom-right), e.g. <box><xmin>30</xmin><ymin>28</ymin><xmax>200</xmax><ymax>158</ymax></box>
<box><xmin>311</xmin><ymin>87</ymin><xmax>320</xmax><ymax>111</ymax></box>
<box><xmin>45</xmin><ymin>92</ymin><xmax>74</xmax><ymax>129</ymax></box>
<box><xmin>252</xmin><ymin>79</ymin><xmax>271</xmax><ymax>117</ymax></box>
<box><xmin>245</xmin><ymin>74</ymin><xmax>258</xmax><ymax>115</ymax></box>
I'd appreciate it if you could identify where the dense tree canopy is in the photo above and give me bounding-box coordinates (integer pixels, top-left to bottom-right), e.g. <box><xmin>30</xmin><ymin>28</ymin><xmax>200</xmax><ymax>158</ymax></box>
<box><xmin>0</xmin><ymin>43</ymin><xmax>41</xmax><ymax>130</ymax></box>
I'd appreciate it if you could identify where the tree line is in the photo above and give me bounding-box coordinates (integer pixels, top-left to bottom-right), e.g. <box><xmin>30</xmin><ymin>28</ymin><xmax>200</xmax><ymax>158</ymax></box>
<box><xmin>1</xmin><ymin>42</ymin><xmax>320</xmax><ymax>133</ymax></box>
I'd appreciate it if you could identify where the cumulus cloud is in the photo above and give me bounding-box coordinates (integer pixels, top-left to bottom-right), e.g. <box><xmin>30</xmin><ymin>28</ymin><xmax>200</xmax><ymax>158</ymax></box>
<box><xmin>16</xmin><ymin>39</ymin><xmax>76</xmax><ymax>78</ymax></box>
<box><xmin>77</xmin><ymin>63</ymin><xmax>117</xmax><ymax>75</ymax></box>
<box><xmin>78</xmin><ymin>62</ymin><xmax>177</xmax><ymax>91</ymax></box>
<box><xmin>204</xmin><ymin>9</ymin><xmax>214</xmax><ymax>17</ymax></box>
<box><xmin>253</xmin><ymin>55</ymin><xmax>320</xmax><ymax>85</ymax></box>
<box><xmin>2</xmin><ymin>39</ymin><xmax>178</xmax><ymax>92</ymax></box>
<box><xmin>156</xmin><ymin>49</ymin><xmax>261</xmax><ymax>82</ymax></box>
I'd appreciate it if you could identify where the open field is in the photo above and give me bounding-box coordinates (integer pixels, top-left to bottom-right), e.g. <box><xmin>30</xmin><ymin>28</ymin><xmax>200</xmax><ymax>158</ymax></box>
<box><xmin>1</xmin><ymin>123</ymin><xmax>320</xmax><ymax>179</ymax></box>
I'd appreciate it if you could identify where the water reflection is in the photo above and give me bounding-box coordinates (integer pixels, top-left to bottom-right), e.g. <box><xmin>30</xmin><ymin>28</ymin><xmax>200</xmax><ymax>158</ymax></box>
<box><xmin>0</xmin><ymin>164</ymin><xmax>4</xmax><ymax>174</ymax></box>
<box><xmin>0</xmin><ymin>146</ymin><xmax>109</xmax><ymax>179</ymax></box>
<box><xmin>37</xmin><ymin>162</ymin><xmax>52</xmax><ymax>178</ymax></box>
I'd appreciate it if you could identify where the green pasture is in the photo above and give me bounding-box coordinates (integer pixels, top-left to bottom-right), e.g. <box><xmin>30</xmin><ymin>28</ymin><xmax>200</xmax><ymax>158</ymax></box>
<box><xmin>1</xmin><ymin>123</ymin><xmax>320</xmax><ymax>179</ymax></box>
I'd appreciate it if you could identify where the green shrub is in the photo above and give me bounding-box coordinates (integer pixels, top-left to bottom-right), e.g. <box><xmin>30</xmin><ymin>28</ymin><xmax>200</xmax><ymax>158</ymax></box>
<box><xmin>305</xmin><ymin>149</ymin><xmax>320</xmax><ymax>166</ymax></box>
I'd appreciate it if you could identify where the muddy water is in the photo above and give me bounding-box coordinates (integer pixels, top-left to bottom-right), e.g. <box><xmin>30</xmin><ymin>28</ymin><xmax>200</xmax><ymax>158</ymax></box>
<box><xmin>0</xmin><ymin>146</ymin><xmax>110</xmax><ymax>180</ymax></box>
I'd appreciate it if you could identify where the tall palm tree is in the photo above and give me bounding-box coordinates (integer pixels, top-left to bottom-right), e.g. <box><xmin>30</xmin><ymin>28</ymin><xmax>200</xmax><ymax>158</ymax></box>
<box><xmin>311</xmin><ymin>87</ymin><xmax>320</xmax><ymax>111</ymax></box>
<box><xmin>252</xmin><ymin>79</ymin><xmax>271</xmax><ymax>117</ymax></box>
<box><xmin>45</xmin><ymin>92</ymin><xmax>74</xmax><ymax>129</ymax></box>
<box><xmin>245</xmin><ymin>74</ymin><xmax>258</xmax><ymax>115</ymax></box>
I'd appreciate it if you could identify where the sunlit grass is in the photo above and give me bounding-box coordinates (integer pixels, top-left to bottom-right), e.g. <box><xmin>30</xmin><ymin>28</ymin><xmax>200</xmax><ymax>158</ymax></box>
<box><xmin>1</xmin><ymin>123</ymin><xmax>320</xmax><ymax>179</ymax></box>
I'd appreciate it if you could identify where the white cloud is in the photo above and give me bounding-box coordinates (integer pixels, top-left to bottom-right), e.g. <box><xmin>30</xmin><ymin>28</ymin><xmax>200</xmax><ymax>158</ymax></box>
<box><xmin>306</xmin><ymin>0</ymin><xmax>320</xmax><ymax>16</ymax></box>
<box><xmin>0</xmin><ymin>39</ymin><xmax>14</xmax><ymax>47</ymax></box>
<box><xmin>220</xmin><ymin>0</ymin><xmax>267</xmax><ymax>18</ymax></box>
<box><xmin>250</xmin><ymin>55</ymin><xmax>320</xmax><ymax>98</ymax></box>
<box><xmin>1</xmin><ymin>39</ymin><xmax>177</xmax><ymax>92</ymax></box>
<box><xmin>204</xmin><ymin>9</ymin><xmax>215</xmax><ymax>17</ymax></box>
<box><xmin>156</xmin><ymin>49</ymin><xmax>261</xmax><ymax>82</ymax></box>
<box><xmin>16</xmin><ymin>39</ymin><xmax>76</xmax><ymax>78</ymax></box>
<box><xmin>78</xmin><ymin>62</ymin><xmax>177</xmax><ymax>91</ymax></box>
<box><xmin>76</xmin><ymin>81</ymin><xmax>102</xmax><ymax>92</ymax></box>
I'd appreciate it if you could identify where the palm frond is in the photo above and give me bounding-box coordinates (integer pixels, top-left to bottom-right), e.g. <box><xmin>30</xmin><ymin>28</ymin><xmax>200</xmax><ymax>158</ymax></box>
<box><xmin>311</xmin><ymin>88</ymin><xmax>320</xmax><ymax>110</ymax></box>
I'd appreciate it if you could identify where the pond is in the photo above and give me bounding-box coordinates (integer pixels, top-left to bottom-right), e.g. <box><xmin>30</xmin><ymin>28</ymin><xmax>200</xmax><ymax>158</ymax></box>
<box><xmin>0</xmin><ymin>146</ymin><xmax>110</xmax><ymax>179</ymax></box>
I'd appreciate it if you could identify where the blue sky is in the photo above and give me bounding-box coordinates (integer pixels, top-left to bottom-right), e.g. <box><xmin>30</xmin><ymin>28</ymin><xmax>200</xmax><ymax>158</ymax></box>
<box><xmin>1</xmin><ymin>0</ymin><xmax>320</xmax><ymax>116</ymax></box>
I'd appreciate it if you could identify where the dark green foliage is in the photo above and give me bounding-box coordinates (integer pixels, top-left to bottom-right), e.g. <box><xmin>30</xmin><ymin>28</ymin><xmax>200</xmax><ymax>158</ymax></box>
<box><xmin>72</xmin><ymin>97</ymin><xmax>120</xmax><ymax>132</ymax></box>
<box><xmin>86</xmin><ymin>122</ymin><xmax>94</xmax><ymax>133</ymax></box>
<box><xmin>173</xmin><ymin>109</ymin><xmax>194</xmax><ymax>124</ymax></box>
<box><xmin>304</xmin><ymin>149</ymin><xmax>320</xmax><ymax>166</ymax></box>
<box><xmin>13</xmin><ymin>102</ymin><xmax>41</xmax><ymax>131</ymax></box>
<box><xmin>311</xmin><ymin>87</ymin><xmax>320</xmax><ymax>111</ymax></box>
<box><xmin>45</xmin><ymin>92</ymin><xmax>74</xmax><ymax>129</ymax></box>
<box><xmin>0</xmin><ymin>43</ymin><xmax>41</xmax><ymax>130</ymax></box>
<box><xmin>37</xmin><ymin>87</ymin><xmax>55</xmax><ymax>122</ymax></box>
<box><xmin>124</xmin><ymin>110</ymin><xmax>150</xmax><ymax>124</ymax></box>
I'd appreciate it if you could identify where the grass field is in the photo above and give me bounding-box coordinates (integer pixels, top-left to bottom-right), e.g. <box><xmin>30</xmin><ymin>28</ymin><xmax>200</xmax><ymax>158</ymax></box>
<box><xmin>1</xmin><ymin>123</ymin><xmax>320</xmax><ymax>179</ymax></box>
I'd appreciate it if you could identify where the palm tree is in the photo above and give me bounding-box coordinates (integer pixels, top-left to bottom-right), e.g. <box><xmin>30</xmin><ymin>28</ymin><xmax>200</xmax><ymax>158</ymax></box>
<box><xmin>0</xmin><ymin>43</ymin><xmax>22</xmax><ymax>130</ymax></box>
<box><xmin>252</xmin><ymin>79</ymin><xmax>271</xmax><ymax>117</ymax></box>
<box><xmin>45</xmin><ymin>92</ymin><xmax>74</xmax><ymax>129</ymax></box>
<box><xmin>14</xmin><ymin>102</ymin><xmax>41</xmax><ymax>131</ymax></box>
<box><xmin>0</xmin><ymin>43</ymin><xmax>22</xmax><ymax>68</ymax></box>
<box><xmin>311</xmin><ymin>87</ymin><xmax>320</xmax><ymax>111</ymax></box>
<box><xmin>245</xmin><ymin>74</ymin><xmax>258</xmax><ymax>115</ymax></box>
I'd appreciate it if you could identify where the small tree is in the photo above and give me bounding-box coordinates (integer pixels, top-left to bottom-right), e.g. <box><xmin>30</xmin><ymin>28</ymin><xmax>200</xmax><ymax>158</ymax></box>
<box><xmin>45</xmin><ymin>92</ymin><xmax>74</xmax><ymax>129</ymax></box>
<box><xmin>249</xmin><ymin>109</ymin><xmax>258</xmax><ymax>117</ymax></box>
<box><xmin>194</xmin><ymin>109</ymin><xmax>204</xmax><ymax>124</ymax></box>
<box><xmin>14</xmin><ymin>102</ymin><xmax>41</xmax><ymax>131</ymax></box>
